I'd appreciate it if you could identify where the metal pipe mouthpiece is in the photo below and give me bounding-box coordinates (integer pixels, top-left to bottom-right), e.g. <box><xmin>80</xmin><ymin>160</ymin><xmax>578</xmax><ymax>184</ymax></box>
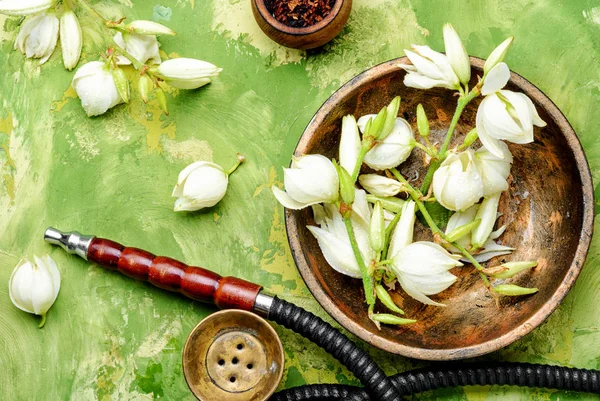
<box><xmin>44</xmin><ymin>227</ymin><xmax>94</xmax><ymax>260</ymax></box>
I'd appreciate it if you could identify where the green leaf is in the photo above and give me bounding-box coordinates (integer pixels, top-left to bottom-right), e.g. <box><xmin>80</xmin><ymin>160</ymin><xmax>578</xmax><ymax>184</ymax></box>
<box><xmin>418</xmin><ymin>201</ymin><xmax>452</xmax><ymax>229</ymax></box>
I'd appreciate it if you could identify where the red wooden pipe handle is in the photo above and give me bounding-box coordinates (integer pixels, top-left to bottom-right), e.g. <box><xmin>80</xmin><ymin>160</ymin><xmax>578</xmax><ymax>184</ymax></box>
<box><xmin>87</xmin><ymin>238</ymin><xmax>262</xmax><ymax>311</ymax></box>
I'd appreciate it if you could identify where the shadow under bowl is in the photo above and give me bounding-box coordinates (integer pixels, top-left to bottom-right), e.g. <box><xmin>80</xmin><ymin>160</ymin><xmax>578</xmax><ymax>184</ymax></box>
<box><xmin>285</xmin><ymin>57</ymin><xmax>594</xmax><ymax>360</ymax></box>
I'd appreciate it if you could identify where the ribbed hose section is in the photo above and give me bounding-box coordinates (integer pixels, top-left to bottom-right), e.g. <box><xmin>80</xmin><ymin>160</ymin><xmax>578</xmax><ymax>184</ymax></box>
<box><xmin>268</xmin><ymin>297</ymin><xmax>403</xmax><ymax>401</ymax></box>
<box><xmin>271</xmin><ymin>363</ymin><xmax>600</xmax><ymax>400</ymax></box>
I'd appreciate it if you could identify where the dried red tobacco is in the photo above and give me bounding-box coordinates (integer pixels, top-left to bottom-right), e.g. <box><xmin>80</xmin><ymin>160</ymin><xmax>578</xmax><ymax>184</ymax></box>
<box><xmin>265</xmin><ymin>0</ymin><xmax>337</xmax><ymax>28</ymax></box>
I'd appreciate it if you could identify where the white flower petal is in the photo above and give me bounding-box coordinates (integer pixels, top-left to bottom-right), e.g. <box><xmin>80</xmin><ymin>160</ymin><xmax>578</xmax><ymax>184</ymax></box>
<box><xmin>443</xmin><ymin>23</ymin><xmax>470</xmax><ymax>84</ymax></box>
<box><xmin>402</xmin><ymin>270</ymin><xmax>457</xmax><ymax>295</ymax></box>
<box><xmin>9</xmin><ymin>259</ymin><xmax>35</xmax><ymax>313</ymax></box>
<box><xmin>128</xmin><ymin>20</ymin><xmax>176</xmax><ymax>36</ymax></box>
<box><xmin>405</xmin><ymin>48</ymin><xmax>445</xmax><ymax>80</ymax></box>
<box><xmin>356</xmin><ymin>114</ymin><xmax>376</xmax><ymax>133</ymax></box>
<box><xmin>172</xmin><ymin>161</ymin><xmax>229</xmax><ymax>211</ymax></box>
<box><xmin>481</xmin><ymin>62</ymin><xmax>510</xmax><ymax>95</ymax></box>
<box><xmin>339</xmin><ymin>115</ymin><xmax>361</xmax><ymax>176</ymax></box>
<box><xmin>433</xmin><ymin>150</ymin><xmax>483</xmax><ymax>211</ymax></box>
<box><xmin>481</xmin><ymin>94</ymin><xmax>523</xmax><ymax>140</ymax></box>
<box><xmin>351</xmin><ymin>188</ymin><xmax>371</xmax><ymax>228</ymax></box>
<box><xmin>0</xmin><ymin>0</ymin><xmax>54</xmax><ymax>16</ymax></box>
<box><xmin>518</xmin><ymin>92</ymin><xmax>546</xmax><ymax>127</ymax></box>
<box><xmin>60</xmin><ymin>10</ymin><xmax>82</xmax><ymax>70</ymax></box>
<box><xmin>476</xmin><ymin>102</ymin><xmax>508</xmax><ymax>159</ymax></box>
<box><xmin>474</xmin><ymin>143</ymin><xmax>512</xmax><ymax>197</ymax></box>
<box><xmin>471</xmin><ymin>193</ymin><xmax>501</xmax><ymax>249</ymax></box>
<box><xmin>403</xmin><ymin>72</ymin><xmax>448</xmax><ymax>90</ymax></box>
<box><xmin>114</xmin><ymin>32</ymin><xmax>161</xmax><ymax>65</ymax></box>
<box><xmin>31</xmin><ymin>256</ymin><xmax>56</xmax><ymax>315</ymax></box>
<box><xmin>445</xmin><ymin>204</ymin><xmax>479</xmax><ymax>248</ymax></box>
<box><xmin>358</xmin><ymin>174</ymin><xmax>404</xmax><ymax>197</ymax></box>
<box><xmin>500</xmin><ymin>90</ymin><xmax>533</xmax><ymax>143</ymax></box>
<box><xmin>272</xmin><ymin>187</ymin><xmax>311</xmax><ymax>210</ymax></box>
<box><xmin>307</xmin><ymin>226</ymin><xmax>362</xmax><ymax>278</ymax></box>
<box><xmin>484</xmin><ymin>37</ymin><xmax>513</xmax><ymax>73</ymax></box>
<box><xmin>72</xmin><ymin>61</ymin><xmax>124</xmax><ymax>116</ymax></box>
<box><xmin>397</xmin><ymin>274</ymin><xmax>446</xmax><ymax>307</ymax></box>
<box><xmin>282</xmin><ymin>155</ymin><xmax>338</xmax><ymax>206</ymax></box>
<box><xmin>363</xmin><ymin>118</ymin><xmax>414</xmax><ymax>170</ymax></box>
<box><xmin>388</xmin><ymin>201</ymin><xmax>416</xmax><ymax>257</ymax></box>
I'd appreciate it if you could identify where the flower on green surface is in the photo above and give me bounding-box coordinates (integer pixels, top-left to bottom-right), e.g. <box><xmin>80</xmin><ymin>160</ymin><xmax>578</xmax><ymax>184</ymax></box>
<box><xmin>60</xmin><ymin>9</ymin><xmax>82</xmax><ymax>70</ymax></box>
<box><xmin>308</xmin><ymin>191</ymin><xmax>373</xmax><ymax>278</ymax></box>
<box><xmin>173</xmin><ymin>155</ymin><xmax>244</xmax><ymax>211</ymax></box>
<box><xmin>126</xmin><ymin>20</ymin><xmax>176</xmax><ymax>36</ymax></box>
<box><xmin>0</xmin><ymin>0</ymin><xmax>54</xmax><ymax>16</ymax></box>
<box><xmin>14</xmin><ymin>12</ymin><xmax>58</xmax><ymax>64</ymax></box>
<box><xmin>357</xmin><ymin>115</ymin><xmax>415</xmax><ymax>170</ymax></box>
<box><xmin>9</xmin><ymin>255</ymin><xmax>60</xmax><ymax>328</ymax></box>
<box><xmin>272</xmin><ymin>154</ymin><xmax>339</xmax><ymax>210</ymax></box>
<box><xmin>72</xmin><ymin>61</ymin><xmax>124</xmax><ymax>116</ymax></box>
<box><xmin>443</xmin><ymin>23</ymin><xmax>470</xmax><ymax>85</ymax></box>
<box><xmin>150</xmin><ymin>58</ymin><xmax>222</xmax><ymax>89</ymax></box>
<box><xmin>398</xmin><ymin>45</ymin><xmax>460</xmax><ymax>90</ymax></box>
<box><xmin>432</xmin><ymin>149</ymin><xmax>484</xmax><ymax>212</ymax></box>
<box><xmin>113</xmin><ymin>32</ymin><xmax>161</xmax><ymax>65</ymax></box>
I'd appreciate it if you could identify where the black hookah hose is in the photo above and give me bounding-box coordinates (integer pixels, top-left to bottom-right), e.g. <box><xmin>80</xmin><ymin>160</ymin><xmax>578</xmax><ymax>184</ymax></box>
<box><xmin>267</xmin><ymin>297</ymin><xmax>600</xmax><ymax>400</ymax></box>
<box><xmin>43</xmin><ymin>229</ymin><xmax>600</xmax><ymax>401</ymax></box>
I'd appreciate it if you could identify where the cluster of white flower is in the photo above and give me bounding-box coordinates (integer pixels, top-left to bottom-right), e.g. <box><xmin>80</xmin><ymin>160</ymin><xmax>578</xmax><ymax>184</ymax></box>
<box><xmin>0</xmin><ymin>0</ymin><xmax>222</xmax><ymax>116</ymax></box>
<box><xmin>273</xmin><ymin>24</ymin><xmax>542</xmax><ymax>323</ymax></box>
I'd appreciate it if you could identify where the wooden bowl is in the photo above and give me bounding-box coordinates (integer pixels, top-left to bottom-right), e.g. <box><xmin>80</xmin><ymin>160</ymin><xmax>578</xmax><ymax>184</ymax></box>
<box><xmin>285</xmin><ymin>57</ymin><xmax>594</xmax><ymax>360</ymax></box>
<box><xmin>251</xmin><ymin>0</ymin><xmax>352</xmax><ymax>50</ymax></box>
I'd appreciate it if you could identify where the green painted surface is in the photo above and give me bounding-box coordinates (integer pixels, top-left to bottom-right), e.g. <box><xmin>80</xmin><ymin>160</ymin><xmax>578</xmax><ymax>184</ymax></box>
<box><xmin>1</xmin><ymin>0</ymin><xmax>599</xmax><ymax>400</ymax></box>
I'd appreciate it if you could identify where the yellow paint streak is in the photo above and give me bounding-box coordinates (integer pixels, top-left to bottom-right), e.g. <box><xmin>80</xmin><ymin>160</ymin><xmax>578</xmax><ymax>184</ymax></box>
<box><xmin>0</xmin><ymin>111</ymin><xmax>13</xmax><ymax>134</ymax></box>
<box><xmin>51</xmin><ymin>86</ymin><xmax>78</xmax><ymax>113</ymax></box>
<box><xmin>254</xmin><ymin>166</ymin><xmax>278</xmax><ymax>197</ymax></box>
<box><xmin>464</xmin><ymin>386</ymin><xmax>491</xmax><ymax>401</ymax></box>
<box><xmin>0</xmin><ymin>15</ymin><xmax>12</xmax><ymax>41</ymax></box>
<box><xmin>128</xmin><ymin>100</ymin><xmax>176</xmax><ymax>154</ymax></box>
<box><xmin>0</xmin><ymin>112</ymin><xmax>15</xmax><ymax>200</ymax></box>
<box><xmin>260</xmin><ymin>205</ymin><xmax>303</xmax><ymax>295</ymax></box>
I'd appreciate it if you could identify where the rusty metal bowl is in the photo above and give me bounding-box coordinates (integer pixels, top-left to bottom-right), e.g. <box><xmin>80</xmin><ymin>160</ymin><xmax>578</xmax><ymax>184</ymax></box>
<box><xmin>285</xmin><ymin>57</ymin><xmax>594</xmax><ymax>360</ymax></box>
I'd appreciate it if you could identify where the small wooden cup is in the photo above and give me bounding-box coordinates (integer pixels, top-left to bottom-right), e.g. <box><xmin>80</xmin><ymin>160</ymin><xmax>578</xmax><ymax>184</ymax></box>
<box><xmin>251</xmin><ymin>0</ymin><xmax>352</xmax><ymax>49</ymax></box>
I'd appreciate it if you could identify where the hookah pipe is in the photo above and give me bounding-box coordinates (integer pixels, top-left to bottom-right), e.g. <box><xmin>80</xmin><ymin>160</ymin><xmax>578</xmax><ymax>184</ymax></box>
<box><xmin>44</xmin><ymin>228</ymin><xmax>600</xmax><ymax>400</ymax></box>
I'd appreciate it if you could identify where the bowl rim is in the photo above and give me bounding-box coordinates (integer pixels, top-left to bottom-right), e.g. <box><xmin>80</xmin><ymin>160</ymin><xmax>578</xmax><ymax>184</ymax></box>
<box><xmin>253</xmin><ymin>0</ymin><xmax>346</xmax><ymax>36</ymax></box>
<box><xmin>285</xmin><ymin>56</ymin><xmax>595</xmax><ymax>360</ymax></box>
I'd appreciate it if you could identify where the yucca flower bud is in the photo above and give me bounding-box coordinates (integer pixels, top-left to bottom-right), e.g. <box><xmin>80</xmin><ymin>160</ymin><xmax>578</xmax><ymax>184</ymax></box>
<box><xmin>14</xmin><ymin>12</ymin><xmax>58</xmax><ymax>64</ymax></box>
<box><xmin>59</xmin><ymin>8</ymin><xmax>82</xmax><ymax>70</ymax></box>
<box><xmin>151</xmin><ymin>58</ymin><xmax>222</xmax><ymax>90</ymax></box>
<box><xmin>9</xmin><ymin>255</ymin><xmax>60</xmax><ymax>327</ymax></box>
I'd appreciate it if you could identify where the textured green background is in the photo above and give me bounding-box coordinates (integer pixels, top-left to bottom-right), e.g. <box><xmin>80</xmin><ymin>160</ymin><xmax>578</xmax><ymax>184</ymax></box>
<box><xmin>1</xmin><ymin>0</ymin><xmax>599</xmax><ymax>400</ymax></box>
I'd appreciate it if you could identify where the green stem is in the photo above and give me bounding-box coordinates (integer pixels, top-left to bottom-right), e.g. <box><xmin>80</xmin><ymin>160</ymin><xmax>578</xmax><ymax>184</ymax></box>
<box><xmin>76</xmin><ymin>0</ymin><xmax>144</xmax><ymax>69</ymax></box>
<box><xmin>350</xmin><ymin>144</ymin><xmax>371</xmax><ymax>183</ymax></box>
<box><xmin>343</xmin><ymin>216</ymin><xmax>375</xmax><ymax>305</ymax></box>
<box><xmin>419</xmin><ymin>88</ymin><xmax>480</xmax><ymax>193</ymax></box>
<box><xmin>413</xmin><ymin>141</ymin><xmax>438</xmax><ymax>159</ymax></box>
<box><xmin>381</xmin><ymin>210</ymin><xmax>402</xmax><ymax>261</ymax></box>
<box><xmin>226</xmin><ymin>153</ymin><xmax>245</xmax><ymax>175</ymax></box>
<box><xmin>38</xmin><ymin>313</ymin><xmax>47</xmax><ymax>328</ymax></box>
<box><xmin>390</xmin><ymin>168</ymin><xmax>490</xmax><ymax>289</ymax></box>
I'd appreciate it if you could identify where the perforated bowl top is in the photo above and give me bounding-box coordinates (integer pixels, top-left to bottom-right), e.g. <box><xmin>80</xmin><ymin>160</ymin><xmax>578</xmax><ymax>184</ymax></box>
<box><xmin>183</xmin><ymin>310</ymin><xmax>284</xmax><ymax>401</ymax></box>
